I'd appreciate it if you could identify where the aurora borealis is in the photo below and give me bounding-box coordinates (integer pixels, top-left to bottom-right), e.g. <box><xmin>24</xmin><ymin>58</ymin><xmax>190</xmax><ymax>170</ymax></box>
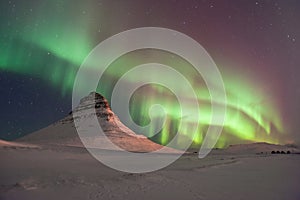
<box><xmin>1</xmin><ymin>0</ymin><xmax>299</xmax><ymax>146</ymax></box>
<box><xmin>94</xmin><ymin>49</ymin><xmax>283</xmax><ymax>148</ymax></box>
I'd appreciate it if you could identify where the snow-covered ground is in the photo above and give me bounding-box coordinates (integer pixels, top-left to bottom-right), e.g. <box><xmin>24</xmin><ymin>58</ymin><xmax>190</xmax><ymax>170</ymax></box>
<box><xmin>0</xmin><ymin>142</ymin><xmax>299</xmax><ymax>200</ymax></box>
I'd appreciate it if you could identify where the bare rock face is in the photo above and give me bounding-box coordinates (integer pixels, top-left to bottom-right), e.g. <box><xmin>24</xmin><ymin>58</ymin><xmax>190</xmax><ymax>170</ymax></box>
<box><xmin>60</xmin><ymin>92</ymin><xmax>117</xmax><ymax>131</ymax></box>
<box><xmin>17</xmin><ymin>92</ymin><xmax>166</xmax><ymax>152</ymax></box>
<box><xmin>73</xmin><ymin>92</ymin><xmax>114</xmax><ymax>121</ymax></box>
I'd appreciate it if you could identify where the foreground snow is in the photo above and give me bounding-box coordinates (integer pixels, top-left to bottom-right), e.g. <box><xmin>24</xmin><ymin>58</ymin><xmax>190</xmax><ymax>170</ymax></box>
<box><xmin>0</xmin><ymin>142</ymin><xmax>299</xmax><ymax>200</ymax></box>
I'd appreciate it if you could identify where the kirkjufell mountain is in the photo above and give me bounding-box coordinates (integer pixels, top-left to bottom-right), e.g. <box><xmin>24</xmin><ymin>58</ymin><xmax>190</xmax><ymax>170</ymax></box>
<box><xmin>18</xmin><ymin>92</ymin><xmax>167</xmax><ymax>152</ymax></box>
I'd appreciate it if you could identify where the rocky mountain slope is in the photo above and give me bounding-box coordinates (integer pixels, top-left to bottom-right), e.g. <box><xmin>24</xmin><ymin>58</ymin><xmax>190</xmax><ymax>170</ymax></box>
<box><xmin>17</xmin><ymin>92</ymin><xmax>167</xmax><ymax>152</ymax></box>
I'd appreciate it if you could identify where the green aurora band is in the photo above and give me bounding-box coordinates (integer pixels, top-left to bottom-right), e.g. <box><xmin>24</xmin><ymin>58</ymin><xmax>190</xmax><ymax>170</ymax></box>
<box><xmin>1</xmin><ymin>1</ymin><xmax>94</xmax><ymax>95</ymax></box>
<box><xmin>97</xmin><ymin>50</ymin><xmax>283</xmax><ymax>148</ymax></box>
<box><xmin>0</xmin><ymin>1</ymin><xmax>283</xmax><ymax>147</ymax></box>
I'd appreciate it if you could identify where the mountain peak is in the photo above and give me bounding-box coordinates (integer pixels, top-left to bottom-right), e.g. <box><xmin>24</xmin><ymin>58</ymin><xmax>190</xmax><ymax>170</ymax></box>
<box><xmin>73</xmin><ymin>91</ymin><xmax>113</xmax><ymax>121</ymax></box>
<box><xmin>17</xmin><ymin>92</ymin><xmax>173</xmax><ymax>153</ymax></box>
<box><xmin>79</xmin><ymin>91</ymin><xmax>109</xmax><ymax>107</ymax></box>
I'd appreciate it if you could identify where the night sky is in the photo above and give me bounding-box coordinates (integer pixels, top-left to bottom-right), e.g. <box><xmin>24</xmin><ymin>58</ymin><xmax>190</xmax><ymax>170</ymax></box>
<box><xmin>0</xmin><ymin>0</ymin><xmax>299</xmax><ymax>145</ymax></box>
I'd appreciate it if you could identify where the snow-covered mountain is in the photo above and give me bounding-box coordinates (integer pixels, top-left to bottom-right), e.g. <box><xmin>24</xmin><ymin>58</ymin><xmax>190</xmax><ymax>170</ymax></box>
<box><xmin>17</xmin><ymin>92</ymin><xmax>167</xmax><ymax>152</ymax></box>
